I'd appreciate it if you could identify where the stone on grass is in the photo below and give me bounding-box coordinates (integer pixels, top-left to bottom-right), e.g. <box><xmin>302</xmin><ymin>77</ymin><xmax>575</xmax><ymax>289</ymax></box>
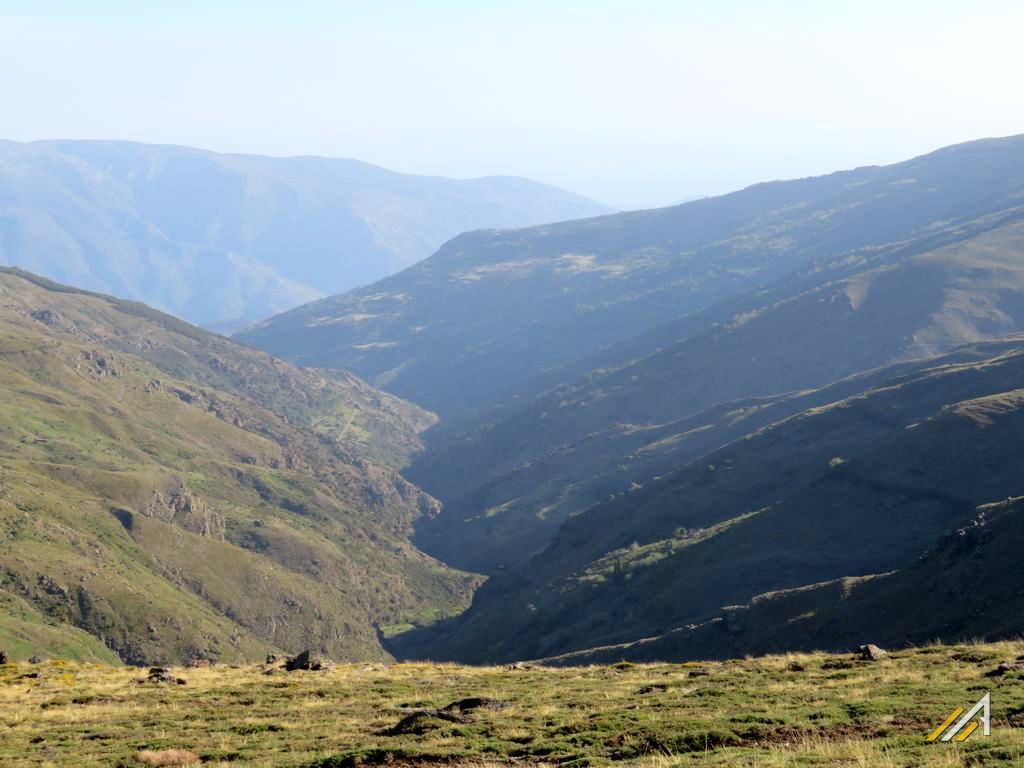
<box><xmin>141</xmin><ymin>667</ymin><xmax>187</xmax><ymax>685</ymax></box>
<box><xmin>857</xmin><ymin>644</ymin><xmax>887</xmax><ymax>661</ymax></box>
<box><xmin>285</xmin><ymin>649</ymin><xmax>332</xmax><ymax>672</ymax></box>
<box><xmin>442</xmin><ymin>697</ymin><xmax>508</xmax><ymax>713</ymax></box>
<box><xmin>986</xmin><ymin>662</ymin><xmax>1024</xmax><ymax>677</ymax></box>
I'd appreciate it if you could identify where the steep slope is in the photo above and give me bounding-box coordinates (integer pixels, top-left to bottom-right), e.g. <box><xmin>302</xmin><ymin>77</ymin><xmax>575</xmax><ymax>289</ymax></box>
<box><xmin>1</xmin><ymin>267</ymin><xmax>434</xmax><ymax>470</ymax></box>
<box><xmin>0</xmin><ymin>140</ymin><xmax>608</xmax><ymax>325</ymax></box>
<box><xmin>405</xmin><ymin>151</ymin><xmax>1024</xmax><ymax>573</ymax></box>
<box><xmin>243</xmin><ymin>134</ymin><xmax>1024</xmax><ymax>418</ymax></box>
<box><xmin>391</xmin><ymin>340</ymin><xmax>1024</xmax><ymax>663</ymax></box>
<box><xmin>544</xmin><ymin>495</ymin><xmax>1024</xmax><ymax>665</ymax></box>
<box><xmin>0</xmin><ymin>269</ymin><xmax>477</xmax><ymax>664</ymax></box>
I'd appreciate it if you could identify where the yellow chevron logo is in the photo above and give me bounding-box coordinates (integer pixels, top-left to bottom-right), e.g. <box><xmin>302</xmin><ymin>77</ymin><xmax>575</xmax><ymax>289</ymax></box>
<box><xmin>927</xmin><ymin>693</ymin><xmax>990</xmax><ymax>742</ymax></box>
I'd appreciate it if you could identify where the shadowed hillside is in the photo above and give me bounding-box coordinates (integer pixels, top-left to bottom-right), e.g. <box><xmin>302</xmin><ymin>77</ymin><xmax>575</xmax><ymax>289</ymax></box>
<box><xmin>392</xmin><ymin>340</ymin><xmax>1024</xmax><ymax>663</ymax></box>
<box><xmin>408</xmin><ymin>214</ymin><xmax>1024</xmax><ymax>572</ymax></box>
<box><xmin>543</xmin><ymin>496</ymin><xmax>1024</xmax><ymax>665</ymax></box>
<box><xmin>243</xmin><ymin>134</ymin><xmax>1024</xmax><ymax>418</ymax></box>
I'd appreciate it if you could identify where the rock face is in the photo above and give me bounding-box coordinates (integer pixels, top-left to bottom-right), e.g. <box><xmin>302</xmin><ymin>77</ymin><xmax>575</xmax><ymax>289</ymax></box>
<box><xmin>145</xmin><ymin>481</ymin><xmax>226</xmax><ymax>540</ymax></box>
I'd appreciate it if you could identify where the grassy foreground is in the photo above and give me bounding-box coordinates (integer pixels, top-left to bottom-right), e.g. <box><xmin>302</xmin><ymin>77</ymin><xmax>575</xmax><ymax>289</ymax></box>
<box><xmin>2</xmin><ymin>644</ymin><xmax>1024</xmax><ymax>767</ymax></box>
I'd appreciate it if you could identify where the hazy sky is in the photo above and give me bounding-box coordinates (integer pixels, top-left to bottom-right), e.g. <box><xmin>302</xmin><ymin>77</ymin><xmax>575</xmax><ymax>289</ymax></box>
<box><xmin>2</xmin><ymin>1</ymin><xmax>1024</xmax><ymax>208</ymax></box>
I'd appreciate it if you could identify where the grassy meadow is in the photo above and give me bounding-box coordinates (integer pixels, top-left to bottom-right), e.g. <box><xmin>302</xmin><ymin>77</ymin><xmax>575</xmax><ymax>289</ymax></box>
<box><xmin>2</xmin><ymin>643</ymin><xmax>1024</xmax><ymax>767</ymax></box>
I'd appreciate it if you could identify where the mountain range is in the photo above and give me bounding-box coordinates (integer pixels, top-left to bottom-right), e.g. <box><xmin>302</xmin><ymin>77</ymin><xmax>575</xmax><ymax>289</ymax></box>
<box><xmin>0</xmin><ymin>140</ymin><xmax>608</xmax><ymax>327</ymax></box>
<box><xmin>6</xmin><ymin>133</ymin><xmax>1024</xmax><ymax>667</ymax></box>
<box><xmin>242</xmin><ymin>134</ymin><xmax>1024</xmax><ymax>664</ymax></box>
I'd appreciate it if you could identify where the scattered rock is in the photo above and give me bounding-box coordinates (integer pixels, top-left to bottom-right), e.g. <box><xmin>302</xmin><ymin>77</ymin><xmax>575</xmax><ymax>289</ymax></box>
<box><xmin>688</xmin><ymin>668</ymin><xmax>710</xmax><ymax>678</ymax></box>
<box><xmin>636</xmin><ymin>684</ymin><xmax>668</xmax><ymax>695</ymax></box>
<box><xmin>787</xmin><ymin>661</ymin><xmax>806</xmax><ymax>672</ymax></box>
<box><xmin>504</xmin><ymin>661</ymin><xmax>537</xmax><ymax>671</ymax></box>
<box><xmin>265</xmin><ymin>654</ymin><xmax>284</xmax><ymax>665</ymax></box>
<box><xmin>28</xmin><ymin>655</ymin><xmax>42</xmax><ymax>664</ymax></box>
<box><xmin>139</xmin><ymin>667</ymin><xmax>187</xmax><ymax>685</ymax></box>
<box><xmin>822</xmin><ymin>659</ymin><xmax>853</xmax><ymax>671</ymax></box>
<box><xmin>20</xmin><ymin>671</ymin><xmax>41</xmax><ymax>680</ymax></box>
<box><xmin>184</xmin><ymin>658</ymin><xmax>214</xmax><ymax>669</ymax></box>
<box><xmin>986</xmin><ymin>662</ymin><xmax>1024</xmax><ymax>678</ymax></box>
<box><xmin>857</xmin><ymin>644</ymin><xmax>887</xmax><ymax>661</ymax></box>
<box><xmin>285</xmin><ymin>650</ymin><xmax>332</xmax><ymax>672</ymax></box>
<box><xmin>442</xmin><ymin>697</ymin><xmax>508</xmax><ymax>713</ymax></box>
<box><xmin>0</xmin><ymin>650</ymin><xmax>7</xmax><ymax>665</ymax></box>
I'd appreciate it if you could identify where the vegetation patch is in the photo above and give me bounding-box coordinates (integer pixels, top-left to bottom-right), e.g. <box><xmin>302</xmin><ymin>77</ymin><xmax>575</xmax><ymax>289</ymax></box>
<box><xmin>1</xmin><ymin>646</ymin><xmax>1023</xmax><ymax>766</ymax></box>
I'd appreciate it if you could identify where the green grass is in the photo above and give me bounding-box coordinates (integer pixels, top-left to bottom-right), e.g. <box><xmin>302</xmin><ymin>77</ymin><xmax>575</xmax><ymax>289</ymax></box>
<box><xmin>2</xmin><ymin>644</ymin><xmax>1023</xmax><ymax>767</ymax></box>
<box><xmin>0</xmin><ymin>270</ymin><xmax>473</xmax><ymax>665</ymax></box>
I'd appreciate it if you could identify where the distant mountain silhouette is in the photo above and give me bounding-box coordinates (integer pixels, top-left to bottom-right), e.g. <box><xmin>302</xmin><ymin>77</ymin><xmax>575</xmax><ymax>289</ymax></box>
<box><xmin>0</xmin><ymin>140</ymin><xmax>608</xmax><ymax>325</ymax></box>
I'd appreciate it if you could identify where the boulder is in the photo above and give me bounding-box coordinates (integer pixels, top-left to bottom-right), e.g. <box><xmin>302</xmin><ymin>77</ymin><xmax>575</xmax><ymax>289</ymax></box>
<box><xmin>142</xmin><ymin>667</ymin><xmax>186</xmax><ymax>685</ymax></box>
<box><xmin>0</xmin><ymin>650</ymin><xmax>7</xmax><ymax>665</ymax></box>
<box><xmin>636</xmin><ymin>684</ymin><xmax>668</xmax><ymax>695</ymax></box>
<box><xmin>857</xmin><ymin>644</ymin><xmax>887</xmax><ymax>661</ymax></box>
<box><xmin>28</xmin><ymin>655</ymin><xmax>42</xmax><ymax>664</ymax></box>
<box><xmin>442</xmin><ymin>697</ymin><xmax>508</xmax><ymax>713</ymax></box>
<box><xmin>285</xmin><ymin>649</ymin><xmax>331</xmax><ymax>672</ymax></box>
<box><xmin>504</xmin><ymin>661</ymin><xmax>537</xmax><ymax>671</ymax></box>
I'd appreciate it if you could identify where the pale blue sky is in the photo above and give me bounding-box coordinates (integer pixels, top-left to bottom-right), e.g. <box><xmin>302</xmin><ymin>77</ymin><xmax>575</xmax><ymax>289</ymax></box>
<box><xmin>2</xmin><ymin>1</ymin><xmax>1023</xmax><ymax>208</ymax></box>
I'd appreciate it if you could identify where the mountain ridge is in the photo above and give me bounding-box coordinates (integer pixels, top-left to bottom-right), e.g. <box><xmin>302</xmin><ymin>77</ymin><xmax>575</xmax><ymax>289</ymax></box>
<box><xmin>241</xmin><ymin>133</ymin><xmax>1024</xmax><ymax>418</ymax></box>
<box><xmin>0</xmin><ymin>139</ymin><xmax>609</xmax><ymax>325</ymax></box>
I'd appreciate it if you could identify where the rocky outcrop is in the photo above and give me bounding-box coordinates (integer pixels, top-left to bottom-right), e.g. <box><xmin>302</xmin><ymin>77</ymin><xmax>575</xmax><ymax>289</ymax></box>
<box><xmin>285</xmin><ymin>650</ymin><xmax>332</xmax><ymax>671</ymax></box>
<box><xmin>858</xmin><ymin>644</ymin><xmax>887</xmax><ymax>661</ymax></box>
<box><xmin>144</xmin><ymin>481</ymin><xmax>225</xmax><ymax>540</ymax></box>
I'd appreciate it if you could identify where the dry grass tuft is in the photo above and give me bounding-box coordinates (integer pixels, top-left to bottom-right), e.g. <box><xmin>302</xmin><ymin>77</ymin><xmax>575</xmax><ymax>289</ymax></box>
<box><xmin>137</xmin><ymin>749</ymin><xmax>201</xmax><ymax>766</ymax></box>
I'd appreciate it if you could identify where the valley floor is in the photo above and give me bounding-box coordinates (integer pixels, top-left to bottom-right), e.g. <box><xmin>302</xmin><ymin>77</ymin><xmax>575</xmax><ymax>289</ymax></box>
<box><xmin>3</xmin><ymin>644</ymin><xmax>1024</xmax><ymax>767</ymax></box>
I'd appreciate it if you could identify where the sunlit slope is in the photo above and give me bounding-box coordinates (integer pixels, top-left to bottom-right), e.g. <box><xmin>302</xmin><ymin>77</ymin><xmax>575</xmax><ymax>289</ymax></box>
<box><xmin>0</xmin><ymin>269</ymin><xmax>477</xmax><ymax>664</ymax></box>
